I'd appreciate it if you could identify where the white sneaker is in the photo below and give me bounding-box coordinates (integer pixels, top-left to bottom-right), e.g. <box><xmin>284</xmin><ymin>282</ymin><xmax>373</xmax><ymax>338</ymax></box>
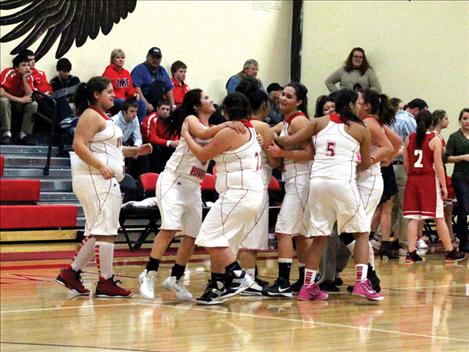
<box><xmin>370</xmin><ymin>235</ymin><xmax>381</xmax><ymax>251</ymax></box>
<box><xmin>138</xmin><ymin>270</ymin><xmax>157</xmax><ymax>299</ymax></box>
<box><xmin>240</xmin><ymin>280</ymin><xmax>264</xmax><ymax>296</ymax></box>
<box><xmin>416</xmin><ymin>239</ymin><xmax>428</xmax><ymax>250</ymax></box>
<box><xmin>162</xmin><ymin>276</ymin><xmax>193</xmax><ymax>300</ymax></box>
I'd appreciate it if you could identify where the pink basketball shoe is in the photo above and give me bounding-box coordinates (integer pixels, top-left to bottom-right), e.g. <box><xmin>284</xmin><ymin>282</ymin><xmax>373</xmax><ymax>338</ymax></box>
<box><xmin>352</xmin><ymin>279</ymin><xmax>384</xmax><ymax>301</ymax></box>
<box><xmin>297</xmin><ymin>283</ymin><xmax>329</xmax><ymax>301</ymax></box>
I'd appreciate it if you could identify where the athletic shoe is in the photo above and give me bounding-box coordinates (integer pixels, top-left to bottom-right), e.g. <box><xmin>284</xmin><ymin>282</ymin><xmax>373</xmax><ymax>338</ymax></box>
<box><xmin>263</xmin><ymin>278</ymin><xmax>293</xmax><ymax>298</ymax></box>
<box><xmin>416</xmin><ymin>239</ymin><xmax>429</xmax><ymax>250</ymax></box>
<box><xmin>319</xmin><ymin>281</ymin><xmax>340</xmax><ymax>292</ymax></box>
<box><xmin>290</xmin><ymin>279</ymin><xmax>303</xmax><ymax>295</ymax></box>
<box><xmin>96</xmin><ymin>276</ymin><xmax>134</xmax><ymax>298</ymax></box>
<box><xmin>255</xmin><ymin>277</ymin><xmax>270</xmax><ymax>288</ymax></box>
<box><xmin>162</xmin><ymin>276</ymin><xmax>193</xmax><ymax>300</ymax></box>
<box><xmin>196</xmin><ymin>281</ymin><xmax>226</xmax><ymax>305</ymax></box>
<box><xmin>370</xmin><ymin>235</ymin><xmax>381</xmax><ymax>251</ymax></box>
<box><xmin>56</xmin><ymin>266</ymin><xmax>90</xmax><ymax>296</ymax></box>
<box><xmin>121</xmin><ymin>201</ymin><xmax>137</xmax><ymax>209</ymax></box>
<box><xmin>444</xmin><ymin>249</ymin><xmax>466</xmax><ymax>263</ymax></box>
<box><xmin>367</xmin><ymin>264</ymin><xmax>381</xmax><ymax>293</ymax></box>
<box><xmin>297</xmin><ymin>283</ymin><xmax>329</xmax><ymax>301</ymax></box>
<box><xmin>220</xmin><ymin>269</ymin><xmax>254</xmax><ymax>300</ymax></box>
<box><xmin>405</xmin><ymin>251</ymin><xmax>423</xmax><ymax>263</ymax></box>
<box><xmin>138</xmin><ymin>270</ymin><xmax>157</xmax><ymax>299</ymax></box>
<box><xmin>352</xmin><ymin>279</ymin><xmax>384</xmax><ymax>301</ymax></box>
<box><xmin>334</xmin><ymin>277</ymin><xmax>343</xmax><ymax>286</ymax></box>
<box><xmin>240</xmin><ymin>280</ymin><xmax>265</xmax><ymax>296</ymax></box>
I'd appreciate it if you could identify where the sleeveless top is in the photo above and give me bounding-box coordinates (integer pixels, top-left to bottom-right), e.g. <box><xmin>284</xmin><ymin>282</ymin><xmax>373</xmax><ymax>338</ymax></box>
<box><xmin>311</xmin><ymin>113</ymin><xmax>360</xmax><ymax>182</ymax></box>
<box><xmin>164</xmin><ymin>120</ymin><xmax>210</xmax><ymax>182</ymax></box>
<box><xmin>71</xmin><ymin>107</ymin><xmax>124</xmax><ymax>181</ymax></box>
<box><xmin>280</xmin><ymin>111</ymin><xmax>312</xmax><ymax>180</ymax></box>
<box><xmin>407</xmin><ymin>132</ymin><xmax>436</xmax><ymax>177</ymax></box>
<box><xmin>250</xmin><ymin>118</ymin><xmax>272</xmax><ymax>188</ymax></box>
<box><xmin>214</xmin><ymin>124</ymin><xmax>263</xmax><ymax>193</ymax></box>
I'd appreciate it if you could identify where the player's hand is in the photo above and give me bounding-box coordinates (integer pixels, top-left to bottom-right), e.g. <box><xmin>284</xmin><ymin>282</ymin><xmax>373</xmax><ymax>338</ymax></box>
<box><xmin>137</xmin><ymin>143</ymin><xmax>152</xmax><ymax>156</ymax></box>
<box><xmin>225</xmin><ymin>121</ymin><xmax>247</xmax><ymax>134</ymax></box>
<box><xmin>98</xmin><ymin>165</ymin><xmax>115</xmax><ymax>180</ymax></box>
<box><xmin>441</xmin><ymin>187</ymin><xmax>448</xmax><ymax>200</ymax></box>
<box><xmin>169</xmin><ymin>140</ymin><xmax>178</xmax><ymax>148</ymax></box>
<box><xmin>267</xmin><ymin>142</ymin><xmax>283</xmax><ymax>158</ymax></box>
<box><xmin>256</xmin><ymin>132</ymin><xmax>264</xmax><ymax>146</ymax></box>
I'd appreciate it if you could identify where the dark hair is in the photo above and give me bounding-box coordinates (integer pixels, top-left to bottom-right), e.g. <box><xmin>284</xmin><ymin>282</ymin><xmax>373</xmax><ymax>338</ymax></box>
<box><xmin>122</xmin><ymin>97</ymin><xmax>138</xmax><ymax>112</ymax></box>
<box><xmin>407</xmin><ymin>98</ymin><xmax>428</xmax><ymax>110</ymax></box>
<box><xmin>415</xmin><ymin>110</ymin><xmax>433</xmax><ymax>149</ymax></box>
<box><xmin>285</xmin><ymin>82</ymin><xmax>309</xmax><ymax>118</ymax></box>
<box><xmin>458</xmin><ymin>108</ymin><xmax>469</xmax><ymax>121</ymax></box>
<box><xmin>344</xmin><ymin>47</ymin><xmax>371</xmax><ymax>75</ymax></box>
<box><xmin>389</xmin><ymin>97</ymin><xmax>402</xmax><ymax>114</ymax></box>
<box><xmin>334</xmin><ymin>89</ymin><xmax>364</xmax><ymax>126</ymax></box>
<box><xmin>12</xmin><ymin>53</ymin><xmax>29</xmax><ymax>68</ymax></box>
<box><xmin>157</xmin><ymin>99</ymin><xmax>171</xmax><ymax>107</ymax></box>
<box><xmin>74</xmin><ymin>76</ymin><xmax>111</xmax><ymax>115</ymax></box>
<box><xmin>171</xmin><ymin>60</ymin><xmax>187</xmax><ymax>74</ymax></box>
<box><xmin>56</xmin><ymin>58</ymin><xmax>72</xmax><ymax>72</ymax></box>
<box><xmin>431</xmin><ymin>109</ymin><xmax>447</xmax><ymax>127</ymax></box>
<box><xmin>266</xmin><ymin>82</ymin><xmax>283</xmax><ymax>93</ymax></box>
<box><xmin>222</xmin><ymin>92</ymin><xmax>250</xmax><ymax>121</ymax></box>
<box><xmin>361</xmin><ymin>88</ymin><xmax>395</xmax><ymax>126</ymax></box>
<box><xmin>236</xmin><ymin>78</ymin><xmax>268</xmax><ymax>113</ymax></box>
<box><xmin>166</xmin><ymin>89</ymin><xmax>203</xmax><ymax>137</ymax></box>
<box><xmin>314</xmin><ymin>95</ymin><xmax>335</xmax><ymax>118</ymax></box>
<box><xmin>18</xmin><ymin>49</ymin><xmax>34</xmax><ymax>57</ymax></box>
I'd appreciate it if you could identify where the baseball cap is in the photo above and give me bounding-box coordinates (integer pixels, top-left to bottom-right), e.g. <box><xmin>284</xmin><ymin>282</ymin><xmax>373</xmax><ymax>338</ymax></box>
<box><xmin>147</xmin><ymin>47</ymin><xmax>162</xmax><ymax>57</ymax></box>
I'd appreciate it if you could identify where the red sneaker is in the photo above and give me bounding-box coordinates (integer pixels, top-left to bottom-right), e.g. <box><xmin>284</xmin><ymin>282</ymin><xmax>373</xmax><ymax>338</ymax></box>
<box><xmin>56</xmin><ymin>265</ymin><xmax>90</xmax><ymax>296</ymax></box>
<box><xmin>95</xmin><ymin>276</ymin><xmax>134</xmax><ymax>298</ymax></box>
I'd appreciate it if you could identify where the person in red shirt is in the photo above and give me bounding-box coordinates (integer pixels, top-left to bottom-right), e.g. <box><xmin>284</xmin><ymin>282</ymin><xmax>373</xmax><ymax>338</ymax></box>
<box><xmin>20</xmin><ymin>49</ymin><xmax>52</xmax><ymax>94</ymax></box>
<box><xmin>0</xmin><ymin>53</ymin><xmax>37</xmax><ymax>145</ymax></box>
<box><xmin>102</xmin><ymin>49</ymin><xmax>147</xmax><ymax>122</ymax></box>
<box><xmin>170</xmin><ymin>61</ymin><xmax>189</xmax><ymax>108</ymax></box>
<box><xmin>141</xmin><ymin>100</ymin><xmax>178</xmax><ymax>172</ymax></box>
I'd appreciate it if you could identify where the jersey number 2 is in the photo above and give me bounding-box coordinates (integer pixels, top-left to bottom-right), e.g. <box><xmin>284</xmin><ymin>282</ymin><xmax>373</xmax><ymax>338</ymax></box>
<box><xmin>414</xmin><ymin>150</ymin><xmax>423</xmax><ymax>168</ymax></box>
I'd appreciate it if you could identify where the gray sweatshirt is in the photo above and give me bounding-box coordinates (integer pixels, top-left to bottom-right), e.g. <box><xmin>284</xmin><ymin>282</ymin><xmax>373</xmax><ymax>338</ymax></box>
<box><xmin>325</xmin><ymin>67</ymin><xmax>381</xmax><ymax>93</ymax></box>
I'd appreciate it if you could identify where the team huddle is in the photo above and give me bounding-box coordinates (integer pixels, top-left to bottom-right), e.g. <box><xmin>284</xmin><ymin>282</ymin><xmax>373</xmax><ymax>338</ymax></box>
<box><xmin>55</xmin><ymin>75</ymin><xmax>465</xmax><ymax>305</ymax></box>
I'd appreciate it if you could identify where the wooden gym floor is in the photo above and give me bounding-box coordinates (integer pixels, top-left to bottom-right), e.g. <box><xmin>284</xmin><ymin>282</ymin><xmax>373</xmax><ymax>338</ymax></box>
<box><xmin>1</xmin><ymin>243</ymin><xmax>468</xmax><ymax>352</ymax></box>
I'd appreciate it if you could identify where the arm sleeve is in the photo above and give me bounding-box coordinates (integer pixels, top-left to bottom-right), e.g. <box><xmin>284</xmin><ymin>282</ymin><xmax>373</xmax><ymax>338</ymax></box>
<box><xmin>226</xmin><ymin>76</ymin><xmax>239</xmax><ymax>93</ymax></box>
<box><xmin>131</xmin><ymin>66</ymin><xmax>143</xmax><ymax>87</ymax></box>
<box><xmin>132</xmin><ymin>120</ymin><xmax>142</xmax><ymax>146</ymax></box>
<box><xmin>367</xmin><ymin>69</ymin><xmax>382</xmax><ymax>93</ymax></box>
<box><xmin>325</xmin><ymin>68</ymin><xmax>343</xmax><ymax>92</ymax></box>
<box><xmin>163</xmin><ymin>69</ymin><xmax>173</xmax><ymax>92</ymax></box>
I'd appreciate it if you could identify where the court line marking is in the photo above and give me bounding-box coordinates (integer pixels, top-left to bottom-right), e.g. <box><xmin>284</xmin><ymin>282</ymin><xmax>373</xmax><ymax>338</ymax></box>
<box><xmin>2</xmin><ymin>299</ymin><xmax>469</xmax><ymax>343</ymax></box>
<box><xmin>0</xmin><ymin>341</ymin><xmax>157</xmax><ymax>352</ymax></box>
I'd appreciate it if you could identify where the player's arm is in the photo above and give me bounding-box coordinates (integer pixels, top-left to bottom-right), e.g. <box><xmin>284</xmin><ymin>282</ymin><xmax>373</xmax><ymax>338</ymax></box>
<box><xmin>367</xmin><ymin>119</ymin><xmax>393</xmax><ymax>164</ymax></box>
<box><xmin>430</xmin><ymin>137</ymin><xmax>448</xmax><ymax>199</ymax></box>
<box><xmin>357</xmin><ymin>124</ymin><xmax>371</xmax><ymax>171</ymax></box>
<box><xmin>275</xmin><ymin>118</ymin><xmax>316</xmax><ymax>148</ymax></box>
<box><xmin>256</xmin><ymin>122</ymin><xmax>281</xmax><ymax>168</ymax></box>
<box><xmin>383</xmin><ymin>125</ymin><xmax>402</xmax><ymax>159</ymax></box>
<box><xmin>187</xmin><ymin>115</ymin><xmax>245</xmax><ymax>140</ymax></box>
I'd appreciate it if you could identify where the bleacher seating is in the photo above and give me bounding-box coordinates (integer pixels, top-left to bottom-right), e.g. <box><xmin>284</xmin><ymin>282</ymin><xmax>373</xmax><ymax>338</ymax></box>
<box><xmin>0</xmin><ymin>204</ymin><xmax>77</xmax><ymax>229</ymax></box>
<box><xmin>0</xmin><ymin>179</ymin><xmax>41</xmax><ymax>203</ymax></box>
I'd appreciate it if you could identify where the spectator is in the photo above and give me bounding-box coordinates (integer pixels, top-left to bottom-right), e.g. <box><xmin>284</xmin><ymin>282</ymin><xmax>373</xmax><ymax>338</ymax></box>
<box><xmin>170</xmin><ymin>60</ymin><xmax>190</xmax><ymax>107</ymax></box>
<box><xmin>445</xmin><ymin>108</ymin><xmax>469</xmax><ymax>252</ymax></box>
<box><xmin>50</xmin><ymin>58</ymin><xmax>80</xmax><ymax>122</ymax></box>
<box><xmin>325</xmin><ymin>47</ymin><xmax>381</xmax><ymax>93</ymax></box>
<box><xmin>20</xmin><ymin>49</ymin><xmax>52</xmax><ymax>95</ymax></box>
<box><xmin>103</xmin><ymin>49</ymin><xmax>146</xmax><ymax>122</ymax></box>
<box><xmin>140</xmin><ymin>100</ymin><xmax>178</xmax><ymax>173</ymax></box>
<box><xmin>391</xmin><ymin>98</ymin><xmax>428</xmax><ymax>248</ymax></box>
<box><xmin>389</xmin><ymin>97</ymin><xmax>404</xmax><ymax>113</ymax></box>
<box><xmin>112</xmin><ymin>98</ymin><xmax>148</xmax><ymax>178</ymax></box>
<box><xmin>131</xmin><ymin>47</ymin><xmax>175</xmax><ymax>114</ymax></box>
<box><xmin>0</xmin><ymin>53</ymin><xmax>37</xmax><ymax>145</ymax></box>
<box><xmin>226</xmin><ymin>59</ymin><xmax>264</xmax><ymax>94</ymax></box>
<box><xmin>266</xmin><ymin>82</ymin><xmax>283</xmax><ymax>125</ymax></box>
<box><xmin>314</xmin><ymin>95</ymin><xmax>336</xmax><ymax>118</ymax></box>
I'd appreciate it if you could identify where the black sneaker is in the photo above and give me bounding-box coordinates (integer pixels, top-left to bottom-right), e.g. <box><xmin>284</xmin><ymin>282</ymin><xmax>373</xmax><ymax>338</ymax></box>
<box><xmin>263</xmin><ymin>278</ymin><xmax>292</xmax><ymax>298</ymax></box>
<box><xmin>445</xmin><ymin>249</ymin><xmax>466</xmax><ymax>262</ymax></box>
<box><xmin>367</xmin><ymin>264</ymin><xmax>381</xmax><ymax>293</ymax></box>
<box><xmin>319</xmin><ymin>281</ymin><xmax>340</xmax><ymax>292</ymax></box>
<box><xmin>405</xmin><ymin>251</ymin><xmax>423</xmax><ymax>263</ymax></box>
<box><xmin>196</xmin><ymin>281</ymin><xmax>226</xmax><ymax>305</ymax></box>
<box><xmin>221</xmin><ymin>269</ymin><xmax>253</xmax><ymax>300</ymax></box>
<box><xmin>334</xmin><ymin>277</ymin><xmax>343</xmax><ymax>286</ymax></box>
<box><xmin>290</xmin><ymin>279</ymin><xmax>303</xmax><ymax>295</ymax></box>
<box><xmin>255</xmin><ymin>277</ymin><xmax>270</xmax><ymax>288</ymax></box>
<box><xmin>1</xmin><ymin>135</ymin><xmax>12</xmax><ymax>145</ymax></box>
<box><xmin>20</xmin><ymin>134</ymin><xmax>36</xmax><ymax>146</ymax></box>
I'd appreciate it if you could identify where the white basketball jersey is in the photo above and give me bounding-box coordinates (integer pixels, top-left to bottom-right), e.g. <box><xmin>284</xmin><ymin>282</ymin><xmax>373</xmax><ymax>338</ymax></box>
<box><xmin>311</xmin><ymin>115</ymin><xmax>360</xmax><ymax>182</ymax></box>
<box><xmin>260</xmin><ymin>149</ymin><xmax>273</xmax><ymax>188</ymax></box>
<box><xmin>71</xmin><ymin>112</ymin><xmax>125</xmax><ymax>181</ymax></box>
<box><xmin>280</xmin><ymin>114</ymin><xmax>312</xmax><ymax>180</ymax></box>
<box><xmin>164</xmin><ymin>121</ymin><xmax>210</xmax><ymax>182</ymax></box>
<box><xmin>214</xmin><ymin>127</ymin><xmax>264</xmax><ymax>193</ymax></box>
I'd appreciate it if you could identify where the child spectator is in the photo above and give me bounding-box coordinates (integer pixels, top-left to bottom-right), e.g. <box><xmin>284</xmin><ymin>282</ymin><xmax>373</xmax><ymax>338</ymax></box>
<box><xmin>50</xmin><ymin>58</ymin><xmax>80</xmax><ymax>122</ymax></box>
<box><xmin>170</xmin><ymin>61</ymin><xmax>190</xmax><ymax>107</ymax></box>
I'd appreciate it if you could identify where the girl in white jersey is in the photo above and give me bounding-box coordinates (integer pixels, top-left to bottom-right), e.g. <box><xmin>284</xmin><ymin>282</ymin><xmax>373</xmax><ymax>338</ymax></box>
<box><xmin>235</xmin><ymin>78</ymin><xmax>279</xmax><ymax>296</ymax></box>
<box><xmin>182</xmin><ymin>92</ymin><xmax>264</xmax><ymax>305</ymax></box>
<box><xmin>138</xmin><ymin>89</ymin><xmax>245</xmax><ymax>300</ymax></box>
<box><xmin>265</xmin><ymin>82</ymin><xmax>314</xmax><ymax>298</ymax></box>
<box><xmin>278</xmin><ymin>89</ymin><xmax>383</xmax><ymax>302</ymax></box>
<box><xmin>56</xmin><ymin>77</ymin><xmax>152</xmax><ymax>298</ymax></box>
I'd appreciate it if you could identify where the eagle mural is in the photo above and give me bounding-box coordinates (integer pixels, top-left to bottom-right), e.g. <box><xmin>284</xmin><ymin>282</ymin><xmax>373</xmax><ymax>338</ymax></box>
<box><xmin>0</xmin><ymin>0</ymin><xmax>137</xmax><ymax>61</ymax></box>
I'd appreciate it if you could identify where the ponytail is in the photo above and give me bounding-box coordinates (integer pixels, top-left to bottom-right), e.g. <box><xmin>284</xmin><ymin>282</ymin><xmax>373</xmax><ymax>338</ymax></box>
<box><xmin>415</xmin><ymin>110</ymin><xmax>432</xmax><ymax>149</ymax></box>
<box><xmin>361</xmin><ymin>88</ymin><xmax>395</xmax><ymax>126</ymax></box>
<box><xmin>166</xmin><ymin>89</ymin><xmax>202</xmax><ymax>137</ymax></box>
<box><xmin>74</xmin><ymin>77</ymin><xmax>111</xmax><ymax>116</ymax></box>
<box><xmin>334</xmin><ymin>89</ymin><xmax>364</xmax><ymax>126</ymax></box>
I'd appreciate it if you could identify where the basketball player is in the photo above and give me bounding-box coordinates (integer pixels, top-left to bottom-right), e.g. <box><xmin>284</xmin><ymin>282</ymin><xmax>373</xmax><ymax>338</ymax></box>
<box><xmin>181</xmin><ymin>92</ymin><xmax>264</xmax><ymax>305</ymax></box>
<box><xmin>265</xmin><ymin>82</ymin><xmax>314</xmax><ymax>298</ymax></box>
<box><xmin>277</xmin><ymin>89</ymin><xmax>384</xmax><ymax>302</ymax></box>
<box><xmin>138</xmin><ymin>89</ymin><xmax>245</xmax><ymax>300</ymax></box>
<box><xmin>56</xmin><ymin>77</ymin><xmax>152</xmax><ymax>297</ymax></box>
<box><xmin>403</xmin><ymin>110</ymin><xmax>465</xmax><ymax>263</ymax></box>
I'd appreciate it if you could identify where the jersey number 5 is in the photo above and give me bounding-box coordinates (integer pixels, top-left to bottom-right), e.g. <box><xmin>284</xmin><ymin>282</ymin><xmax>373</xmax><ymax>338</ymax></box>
<box><xmin>326</xmin><ymin>141</ymin><xmax>336</xmax><ymax>157</ymax></box>
<box><xmin>414</xmin><ymin>150</ymin><xmax>423</xmax><ymax>168</ymax></box>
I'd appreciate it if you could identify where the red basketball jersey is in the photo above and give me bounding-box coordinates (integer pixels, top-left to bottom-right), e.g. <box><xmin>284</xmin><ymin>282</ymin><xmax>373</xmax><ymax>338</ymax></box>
<box><xmin>406</xmin><ymin>132</ymin><xmax>436</xmax><ymax>176</ymax></box>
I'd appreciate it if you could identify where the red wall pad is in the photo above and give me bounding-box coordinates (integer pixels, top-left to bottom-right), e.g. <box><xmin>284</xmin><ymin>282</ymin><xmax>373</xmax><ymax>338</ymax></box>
<box><xmin>0</xmin><ymin>179</ymin><xmax>41</xmax><ymax>202</ymax></box>
<box><xmin>0</xmin><ymin>205</ymin><xmax>77</xmax><ymax>229</ymax></box>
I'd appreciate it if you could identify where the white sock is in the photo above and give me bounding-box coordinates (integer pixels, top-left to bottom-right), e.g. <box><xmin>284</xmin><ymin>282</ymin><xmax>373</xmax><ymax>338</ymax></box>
<box><xmin>245</xmin><ymin>268</ymin><xmax>255</xmax><ymax>279</ymax></box>
<box><xmin>71</xmin><ymin>237</ymin><xmax>96</xmax><ymax>271</ymax></box>
<box><xmin>278</xmin><ymin>258</ymin><xmax>293</xmax><ymax>264</ymax></box>
<box><xmin>95</xmin><ymin>241</ymin><xmax>114</xmax><ymax>280</ymax></box>
<box><xmin>368</xmin><ymin>241</ymin><xmax>375</xmax><ymax>268</ymax></box>
<box><xmin>3</xmin><ymin>130</ymin><xmax>11</xmax><ymax>137</ymax></box>
<box><xmin>356</xmin><ymin>264</ymin><xmax>368</xmax><ymax>283</ymax></box>
<box><xmin>304</xmin><ymin>269</ymin><xmax>317</xmax><ymax>286</ymax></box>
<box><xmin>346</xmin><ymin>240</ymin><xmax>355</xmax><ymax>255</ymax></box>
